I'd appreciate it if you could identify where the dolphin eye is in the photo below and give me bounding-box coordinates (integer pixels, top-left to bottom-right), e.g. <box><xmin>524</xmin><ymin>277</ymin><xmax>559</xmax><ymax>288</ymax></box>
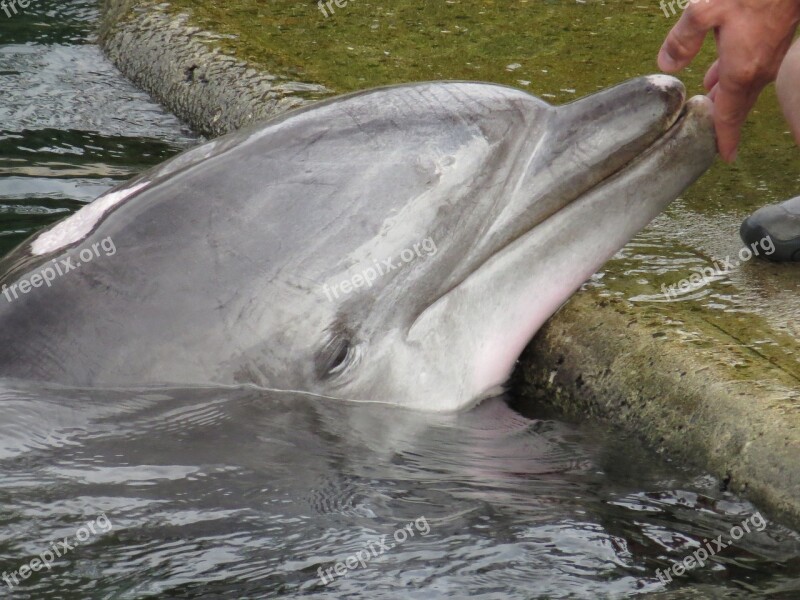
<box><xmin>316</xmin><ymin>335</ymin><xmax>356</xmax><ymax>380</ymax></box>
<box><xmin>329</xmin><ymin>340</ymin><xmax>350</xmax><ymax>373</ymax></box>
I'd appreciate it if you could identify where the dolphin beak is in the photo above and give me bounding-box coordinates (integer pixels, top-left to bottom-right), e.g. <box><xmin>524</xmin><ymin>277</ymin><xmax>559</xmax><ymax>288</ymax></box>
<box><xmin>556</xmin><ymin>74</ymin><xmax>686</xmax><ymax>150</ymax></box>
<box><xmin>534</xmin><ymin>74</ymin><xmax>689</xmax><ymax>211</ymax></box>
<box><xmin>472</xmin><ymin>75</ymin><xmax>694</xmax><ymax>277</ymax></box>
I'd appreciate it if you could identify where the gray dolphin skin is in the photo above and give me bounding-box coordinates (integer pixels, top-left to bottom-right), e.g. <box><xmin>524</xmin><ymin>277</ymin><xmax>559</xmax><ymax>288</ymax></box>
<box><xmin>0</xmin><ymin>75</ymin><xmax>716</xmax><ymax>411</ymax></box>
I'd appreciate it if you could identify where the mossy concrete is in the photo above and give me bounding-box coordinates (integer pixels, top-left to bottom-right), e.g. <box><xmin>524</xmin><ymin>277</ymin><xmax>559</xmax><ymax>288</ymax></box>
<box><xmin>99</xmin><ymin>0</ymin><xmax>800</xmax><ymax>529</ymax></box>
<box><xmin>98</xmin><ymin>1</ymin><xmax>330</xmax><ymax>137</ymax></box>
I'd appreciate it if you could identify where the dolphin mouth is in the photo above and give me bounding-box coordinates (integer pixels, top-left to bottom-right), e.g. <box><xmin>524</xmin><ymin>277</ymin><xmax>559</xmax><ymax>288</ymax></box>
<box><xmin>580</xmin><ymin>93</ymin><xmax>711</xmax><ymax>202</ymax></box>
<box><xmin>427</xmin><ymin>75</ymin><xmax>695</xmax><ymax>298</ymax></box>
<box><xmin>406</xmin><ymin>84</ymin><xmax>716</xmax><ymax>404</ymax></box>
<box><xmin>512</xmin><ymin>92</ymin><xmax>716</xmax><ymax>271</ymax></box>
<box><xmin>553</xmin><ymin>74</ymin><xmax>693</xmax><ymax>197</ymax></box>
<box><xmin>601</xmin><ymin>93</ymin><xmax>714</xmax><ymax>185</ymax></box>
<box><xmin>424</xmin><ymin>78</ymin><xmax>713</xmax><ymax>319</ymax></box>
<box><xmin>515</xmin><ymin>77</ymin><xmax>715</xmax><ymax>253</ymax></box>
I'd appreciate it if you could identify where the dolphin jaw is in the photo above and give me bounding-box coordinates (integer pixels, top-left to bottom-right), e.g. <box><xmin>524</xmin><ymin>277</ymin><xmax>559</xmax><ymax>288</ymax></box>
<box><xmin>394</xmin><ymin>93</ymin><xmax>715</xmax><ymax>411</ymax></box>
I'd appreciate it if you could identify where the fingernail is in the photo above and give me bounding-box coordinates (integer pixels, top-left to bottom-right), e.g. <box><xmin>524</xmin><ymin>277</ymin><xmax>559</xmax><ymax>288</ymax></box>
<box><xmin>658</xmin><ymin>49</ymin><xmax>678</xmax><ymax>71</ymax></box>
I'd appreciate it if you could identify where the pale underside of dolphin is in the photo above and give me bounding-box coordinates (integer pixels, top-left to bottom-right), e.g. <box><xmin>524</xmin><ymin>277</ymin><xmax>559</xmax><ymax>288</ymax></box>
<box><xmin>0</xmin><ymin>75</ymin><xmax>716</xmax><ymax>411</ymax></box>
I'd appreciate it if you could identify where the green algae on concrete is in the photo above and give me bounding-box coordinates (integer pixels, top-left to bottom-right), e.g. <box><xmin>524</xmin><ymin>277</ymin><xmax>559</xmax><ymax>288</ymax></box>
<box><xmin>100</xmin><ymin>0</ymin><xmax>800</xmax><ymax>526</ymax></box>
<box><xmin>164</xmin><ymin>0</ymin><xmax>676</xmax><ymax>97</ymax></box>
<box><xmin>160</xmin><ymin>0</ymin><xmax>800</xmax><ymax>192</ymax></box>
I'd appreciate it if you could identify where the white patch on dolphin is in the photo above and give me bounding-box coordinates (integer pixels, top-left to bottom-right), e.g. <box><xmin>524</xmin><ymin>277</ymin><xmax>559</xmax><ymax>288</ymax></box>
<box><xmin>645</xmin><ymin>74</ymin><xmax>680</xmax><ymax>93</ymax></box>
<box><xmin>31</xmin><ymin>182</ymin><xmax>149</xmax><ymax>256</ymax></box>
<box><xmin>30</xmin><ymin>139</ymin><xmax>225</xmax><ymax>256</ymax></box>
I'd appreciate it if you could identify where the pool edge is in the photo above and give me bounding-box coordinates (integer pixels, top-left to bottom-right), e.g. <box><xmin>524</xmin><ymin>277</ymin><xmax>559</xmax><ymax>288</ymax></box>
<box><xmin>517</xmin><ymin>290</ymin><xmax>800</xmax><ymax>529</ymax></box>
<box><xmin>98</xmin><ymin>0</ymin><xmax>330</xmax><ymax>138</ymax></box>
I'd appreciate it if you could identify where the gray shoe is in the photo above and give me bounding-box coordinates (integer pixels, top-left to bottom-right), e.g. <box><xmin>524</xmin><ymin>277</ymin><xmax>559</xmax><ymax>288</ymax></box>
<box><xmin>740</xmin><ymin>195</ymin><xmax>800</xmax><ymax>262</ymax></box>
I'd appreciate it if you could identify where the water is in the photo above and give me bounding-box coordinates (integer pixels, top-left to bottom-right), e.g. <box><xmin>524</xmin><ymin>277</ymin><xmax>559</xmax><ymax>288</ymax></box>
<box><xmin>2</xmin><ymin>383</ymin><xmax>800</xmax><ymax>599</ymax></box>
<box><xmin>0</xmin><ymin>0</ymin><xmax>194</xmax><ymax>257</ymax></box>
<box><xmin>1</xmin><ymin>1</ymin><xmax>800</xmax><ymax>598</ymax></box>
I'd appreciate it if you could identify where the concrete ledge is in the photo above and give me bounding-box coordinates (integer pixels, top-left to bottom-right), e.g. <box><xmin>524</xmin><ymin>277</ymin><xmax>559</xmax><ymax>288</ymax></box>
<box><xmin>516</xmin><ymin>290</ymin><xmax>800</xmax><ymax>527</ymax></box>
<box><xmin>98</xmin><ymin>1</ymin><xmax>330</xmax><ymax>137</ymax></box>
<box><xmin>99</xmin><ymin>0</ymin><xmax>800</xmax><ymax>528</ymax></box>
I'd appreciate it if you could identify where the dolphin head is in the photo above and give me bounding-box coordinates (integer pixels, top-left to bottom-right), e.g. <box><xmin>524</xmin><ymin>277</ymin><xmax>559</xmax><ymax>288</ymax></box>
<box><xmin>0</xmin><ymin>76</ymin><xmax>715</xmax><ymax>411</ymax></box>
<box><xmin>285</xmin><ymin>76</ymin><xmax>716</xmax><ymax>410</ymax></box>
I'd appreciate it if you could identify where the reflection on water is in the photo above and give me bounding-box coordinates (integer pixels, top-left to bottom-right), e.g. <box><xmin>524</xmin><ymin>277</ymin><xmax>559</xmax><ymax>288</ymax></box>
<box><xmin>0</xmin><ymin>0</ymin><xmax>194</xmax><ymax>256</ymax></box>
<box><xmin>1</xmin><ymin>0</ymin><xmax>800</xmax><ymax>598</ymax></box>
<box><xmin>1</xmin><ymin>383</ymin><xmax>799</xmax><ymax>599</ymax></box>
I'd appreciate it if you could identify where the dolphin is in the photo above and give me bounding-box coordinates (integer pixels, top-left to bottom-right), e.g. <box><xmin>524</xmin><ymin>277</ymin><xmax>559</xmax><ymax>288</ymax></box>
<box><xmin>0</xmin><ymin>75</ymin><xmax>716</xmax><ymax>411</ymax></box>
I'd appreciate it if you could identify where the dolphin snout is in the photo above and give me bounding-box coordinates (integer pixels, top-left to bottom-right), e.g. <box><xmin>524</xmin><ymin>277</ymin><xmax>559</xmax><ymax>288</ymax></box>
<box><xmin>511</xmin><ymin>75</ymin><xmax>691</xmax><ymax>228</ymax></box>
<box><xmin>642</xmin><ymin>74</ymin><xmax>686</xmax><ymax>124</ymax></box>
<box><xmin>555</xmin><ymin>74</ymin><xmax>687</xmax><ymax>155</ymax></box>
<box><xmin>681</xmin><ymin>93</ymin><xmax>715</xmax><ymax>132</ymax></box>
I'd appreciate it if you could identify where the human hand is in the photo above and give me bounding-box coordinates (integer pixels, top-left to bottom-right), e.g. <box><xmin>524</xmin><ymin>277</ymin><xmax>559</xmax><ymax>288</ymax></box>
<box><xmin>658</xmin><ymin>0</ymin><xmax>800</xmax><ymax>161</ymax></box>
